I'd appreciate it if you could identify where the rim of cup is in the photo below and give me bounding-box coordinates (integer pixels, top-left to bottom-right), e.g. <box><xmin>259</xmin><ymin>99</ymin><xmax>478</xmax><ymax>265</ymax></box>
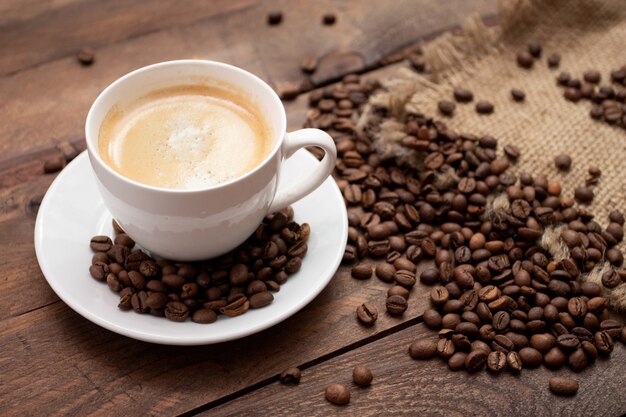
<box><xmin>85</xmin><ymin>59</ymin><xmax>287</xmax><ymax>194</ymax></box>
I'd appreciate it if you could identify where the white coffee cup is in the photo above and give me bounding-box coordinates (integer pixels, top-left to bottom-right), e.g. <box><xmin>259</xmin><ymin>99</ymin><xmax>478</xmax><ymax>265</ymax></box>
<box><xmin>85</xmin><ymin>60</ymin><xmax>336</xmax><ymax>261</ymax></box>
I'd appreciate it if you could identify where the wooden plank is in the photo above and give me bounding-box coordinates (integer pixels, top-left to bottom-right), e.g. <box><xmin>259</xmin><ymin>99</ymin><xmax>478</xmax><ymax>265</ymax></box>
<box><xmin>208</xmin><ymin>323</ymin><xmax>626</xmax><ymax>416</ymax></box>
<box><xmin>0</xmin><ymin>0</ymin><xmax>258</xmax><ymax>76</ymax></box>
<box><xmin>0</xmin><ymin>264</ymin><xmax>431</xmax><ymax>416</ymax></box>
<box><xmin>0</xmin><ymin>0</ymin><xmax>496</xmax><ymax>163</ymax></box>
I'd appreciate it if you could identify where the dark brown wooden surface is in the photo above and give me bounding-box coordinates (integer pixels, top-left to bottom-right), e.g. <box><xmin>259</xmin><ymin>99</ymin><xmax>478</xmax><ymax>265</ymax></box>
<box><xmin>2</xmin><ymin>1</ymin><xmax>625</xmax><ymax>416</ymax></box>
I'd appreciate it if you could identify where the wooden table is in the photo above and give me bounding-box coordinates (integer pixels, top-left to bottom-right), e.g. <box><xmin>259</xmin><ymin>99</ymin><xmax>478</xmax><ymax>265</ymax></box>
<box><xmin>1</xmin><ymin>1</ymin><xmax>625</xmax><ymax>415</ymax></box>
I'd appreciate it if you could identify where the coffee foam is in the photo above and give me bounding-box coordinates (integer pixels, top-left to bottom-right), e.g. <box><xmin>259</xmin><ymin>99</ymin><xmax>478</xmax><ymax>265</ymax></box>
<box><xmin>99</xmin><ymin>84</ymin><xmax>272</xmax><ymax>189</ymax></box>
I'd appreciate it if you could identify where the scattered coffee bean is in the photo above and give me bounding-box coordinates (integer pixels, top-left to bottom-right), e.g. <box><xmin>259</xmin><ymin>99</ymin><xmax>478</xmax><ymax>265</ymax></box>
<box><xmin>300</xmin><ymin>57</ymin><xmax>318</xmax><ymax>74</ymax></box>
<box><xmin>475</xmin><ymin>101</ymin><xmax>494</xmax><ymax>114</ymax></box>
<box><xmin>280</xmin><ymin>367</ymin><xmax>301</xmax><ymax>384</ymax></box>
<box><xmin>511</xmin><ymin>89</ymin><xmax>526</xmax><ymax>102</ymax></box>
<box><xmin>267</xmin><ymin>11</ymin><xmax>283</xmax><ymax>25</ymax></box>
<box><xmin>438</xmin><ymin>100</ymin><xmax>456</xmax><ymax>116</ymax></box>
<box><xmin>453</xmin><ymin>88</ymin><xmax>474</xmax><ymax>103</ymax></box>
<box><xmin>517</xmin><ymin>51</ymin><xmax>534</xmax><ymax>69</ymax></box>
<box><xmin>583</xmin><ymin>70</ymin><xmax>601</xmax><ymax>84</ymax></box>
<box><xmin>409</xmin><ymin>339</ymin><xmax>437</xmax><ymax>359</ymax></box>
<box><xmin>76</xmin><ymin>48</ymin><xmax>95</xmax><ymax>66</ymax></box>
<box><xmin>554</xmin><ymin>154</ymin><xmax>572</xmax><ymax>171</ymax></box>
<box><xmin>574</xmin><ymin>186</ymin><xmax>594</xmax><ymax>204</ymax></box>
<box><xmin>322</xmin><ymin>13</ymin><xmax>336</xmax><ymax>25</ymax></box>
<box><xmin>527</xmin><ymin>42</ymin><xmax>542</xmax><ymax>58</ymax></box>
<box><xmin>351</xmin><ymin>263</ymin><xmax>373</xmax><ymax>280</ymax></box>
<box><xmin>356</xmin><ymin>303</ymin><xmax>379</xmax><ymax>326</ymax></box>
<box><xmin>386</xmin><ymin>295</ymin><xmax>407</xmax><ymax>315</ymax></box>
<box><xmin>549</xmin><ymin>377</ymin><xmax>579</xmax><ymax>396</ymax></box>
<box><xmin>352</xmin><ymin>365</ymin><xmax>373</xmax><ymax>387</ymax></box>
<box><xmin>547</xmin><ymin>53</ymin><xmax>561</xmax><ymax>68</ymax></box>
<box><xmin>325</xmin><ymin>383</ymin><xmax>350</xmax><ymax>405</ymax></box>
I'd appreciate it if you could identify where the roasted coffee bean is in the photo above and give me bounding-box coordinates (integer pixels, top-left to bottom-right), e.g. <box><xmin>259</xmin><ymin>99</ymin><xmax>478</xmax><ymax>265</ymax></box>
<box><xmin>389</xmin><ymin>285</ymin><xmax>410</xmax><ymax>300</ymax></box>
<box><xmin>583</xmin><ymin>70</ymin><xmax>601</xmax><ymax>84</ymax></box>
<box><xmin>465</xmin><ymin>349</ymin><xmax>488</xmax><ymax>372</ymax></box>
<box><xmin>128</xmin><ymin>271</ymin><xmax>145</xmax><ymax>290</ymax></box>
<box><xmin>595</xmin><ymin>330</ymin><xmax>614</xmax><ymax>355</ymax></box>
<box><xmin>568</xmin><ymin>348</ymin><xmax>588</xmax><ymax>372</ymax></box>
<box><xmin>280</xmin><ymin>367</ymin><xmax>301</xmax><ymax>384</ymax></box>
<box><xmin>164</xmin><ymin>301</ymin><xmax>189</xmax><ymax>322</ymax></box>
<box><xmin>420</xmin><ymin>268</ymin><xmax>440</xmax><ymax>285</ymax></box>
<box><xmin>437</xmin><ymin>338</ymin><xmax>456</xmax><ymax>359</ymax></box>
<box><xmin>90</xmin><ymin>235</ymin><xmax>112</xmax><ymax>252</ymax></box>
<box><xmin>356</xmin><ymin>303</ymin><xmax>379</xmax><ymax>326</ymax></box>
<box><xmin>146</xmin><ymin>292</ymin><xmax>168</xmax><ymax>309</ymax></box>
<box><xmin>544</xmin><ymin>346</ymin><xmax>567</xmax><ymax>369</ymax></box>
<box><xmin>549</xmin><ymin>377</ymin><xmax>579</xmax><ymax>396</ymax></box>
<box><xmin>395</xmin><ymin>269</ymin><xmax>416</xmax><ymax>288</ymax></box>
<box><xmin>506</xmin><ymin>351</ymin><xmax>522</xmax><ymax>373</ymax></box>
<box><xmin>325</xmin><ymin>383</ymin><xmax>350</xmax><ymax>405</ymax></box>
<box><xmin>554</xmin><ymin>154</ymin><xmax>572</xmax><ymax>171</ymax></box>
<box><xmin>516</xmin><ymin>51</ymin><xmax>534</xmax><ymax>68</ymax></box>
<box><xmin>518</xmin><ymin>347</ymin><xmax>542</xmax><ymax>368</ymax></box>
<box><xmin>527</xmin><ymin>41</ymin><xmax>542</xmax><ymax>57</ymax></box>
<box><xmin>567</xmin><ymin>297</ymin><xmax>587</xmax><ymax>318</ymax></box>
<box><xmin>557</xmin><ymin>334</ymin><xmax>580</xmax><ymax>351</ymax></box>
<box><xmin>530</xmin><ymin>333</ymin><xmax>556</xmax><ymax>353</ymax></box>
<box><xmin>351</xmin><ymin>263</ymin><xmax>372</xmax><ymax>280</ymax></box>
<box><xmin>492</xmin><ymin>311</ymin><xmax>510</xmax><ymax>331</ymax></box>
<box><xmin>547</xmin><ymin>52</ymin><xmax>561</xmax><ymax>68</ymax></box>
<box><xmin>430</xmin><ymin>286</ymin><xmax>449</xmax><ymax>306</ymax></box>
<box><xmin>486</xmin><ymin>351</ymin><xmax>506</xmax><ymax>373</ymax></box>
<box><xmin>220</xmin><ymin>294</ymin><xmax>250</xmax><ymax>317</ymax></box>
<box><xmin>574</xmin><ymin>186</ymin><xmax>594</xmax><ymax>204</ymax></box>
<box><xmin>453</xmin><ymin>87</ymin><xmax>474</xmax><ymax>103</ymax></box>
<box><xmin>475</xmin><ymin>101</ymin><xmax>494</xmax><ymax>114</ymax></box>
<box><xmin>438</xmin><ymin>100</ymin><xmax>456</xmax><ymax>116</ymax></box>
<box><xmin>600</xmin><ymin>319</ymin><xmax>623</xmax><ymax>338</ymax></box>
<box><xmin>386</xmin><ymin>295</ymin><xmax>407</xmax><ymax>315</ymax></box>
<box><xmin>249</xmin><ymin>291</ymin><xmax>273</xmax><ymax>308</ymax></box>
<box><xmin>89</xmin><ymin>262</ymin><xmax>109</xmax><ymax>281</ymax></box>
<box><xmin>352</xmin><ymin>365</ymin><xmax>373</xmax><ymax>387</ymax></box>
<box><xmin>492</xmin><ymin>335</ymin><xmax>515</xmax><ymax>353</ymax></box>
<box><xmin>131</xmin><ymin>291</ymin><xmax>149</xmax><ymax>313</ymax></box>
<box><xmin>601</xmin><ymin>268</ymin><xmax>621</xmax><ymax>288</ymax></box>
<box><xmin>511</xmin><ymin>89</ymin><xmax>526</xmax><ymax>102</ymax></box>
<box><xmin>409</xmin><ymin>339</ymin><xmax>438</xmax><ymax>359</ymax></box>
<box><xmin>192</xmin><ymin>309</ymin><xmax>217</xmax><ymax>324</ymax></box>
<box><xmin>423</xmin><ymin>309</ymin><xmax>443</xmax><ymax>329</ymax></box>
<box><xmin>267</xmin><ymin>11</ymin><xmax>283</xmax><ymax>25</ymax></box>
<box><xmin>447</xmin><ymin>352</ymin><xmax>468</xmax><ymax>371</ymax></box>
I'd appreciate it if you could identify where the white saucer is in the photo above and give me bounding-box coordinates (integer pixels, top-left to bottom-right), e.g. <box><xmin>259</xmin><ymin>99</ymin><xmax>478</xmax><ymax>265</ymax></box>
<box><xmin>34</xmin><ymin>150</ymin><xmax>347</xmax><ymax>345</ymax></box>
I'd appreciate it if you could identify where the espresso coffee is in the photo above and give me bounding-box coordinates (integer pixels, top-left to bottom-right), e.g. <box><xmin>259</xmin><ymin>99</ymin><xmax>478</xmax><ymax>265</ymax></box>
<box><xmin>98</xmin><ymin>83</ymin><xmax>272</xmax><ymax>189</ymax></box>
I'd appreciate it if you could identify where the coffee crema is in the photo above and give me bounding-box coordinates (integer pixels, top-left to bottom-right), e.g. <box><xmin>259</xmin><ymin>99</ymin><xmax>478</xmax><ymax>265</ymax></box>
<box><xmin>98</xmin><ymin>83</ymin><xmax>272</xmax><ymax>189</ymax></box>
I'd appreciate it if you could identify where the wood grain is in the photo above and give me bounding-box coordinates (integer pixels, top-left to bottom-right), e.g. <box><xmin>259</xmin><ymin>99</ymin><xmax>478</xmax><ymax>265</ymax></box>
<box><xmin>208</xmin><ymin>323</ymin><xmax>626</xmax><ymax>417</ymax></box>
<box><xmin>0</xmin><ymin>0</ymin><xmax>496</xmax><ymax>163</ymax></box>
<box><xmin>0</xmin><ymin>0</ymin><xmax>258</xmax><ymax>76</ymax></box>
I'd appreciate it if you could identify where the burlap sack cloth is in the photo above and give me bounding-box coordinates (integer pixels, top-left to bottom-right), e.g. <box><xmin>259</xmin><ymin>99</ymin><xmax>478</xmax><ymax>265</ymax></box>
<box><xmin>364</xmin><ymin>0</ymin><xmax>626</xmax><ymax>310</ymax></box>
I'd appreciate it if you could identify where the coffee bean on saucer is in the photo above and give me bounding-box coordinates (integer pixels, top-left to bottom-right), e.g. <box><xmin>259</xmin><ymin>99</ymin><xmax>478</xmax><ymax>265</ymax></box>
<box><xmin>325</xmin><ymin>383</ymin><xmax>350</xmax><ymax>405</ymax></box>
<box><xmin>192</xmin><ymin>308</ymin><xmax>217</xmax><ymax>324</ymax></box>
<box><xmin>249</xmin><ymin>291</ymin><xmax>274</xmax><ymax>308</ymax></box>
<box><xmin>280</xmin><ymin>367</ymin><xmax>302</xmax><ymax>384</ymax></box>
<box><xmin>352</xmin><ymin>365</ymin><xmax>373</xmax><ymax>386</ymax></box>
<box><xmin>164</xmin><ymin>301</ymin><xmax>189</xmax><ymax>322</ymax></box>
<box><xmin>90</xmin><ymin>235</ymin><xmax>112</xmax><ymax>252</ymax></box>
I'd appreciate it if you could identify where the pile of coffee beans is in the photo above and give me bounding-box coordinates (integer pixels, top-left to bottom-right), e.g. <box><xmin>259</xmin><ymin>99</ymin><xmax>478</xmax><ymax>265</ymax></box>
<box><xmin>303</xmin><ymin>70</ymin><xmax>625</xmax><ymax>396</ymax></box>
<box><xmin>557</xmin><ymin>65</ymin><xmax>626</xmax><ymax>129</ymax></box>
<box><xmin>88</xmin><ymin>206</ymin><xmax>310</xmax><ymax>323</ymax></box>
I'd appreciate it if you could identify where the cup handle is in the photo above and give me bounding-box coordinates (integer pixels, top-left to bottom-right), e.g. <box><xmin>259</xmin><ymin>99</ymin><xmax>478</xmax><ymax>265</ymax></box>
<box><xmin>268</xmin><ymin>128</ymin><xmax>337</xmax><ymax>213</ymax></box>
